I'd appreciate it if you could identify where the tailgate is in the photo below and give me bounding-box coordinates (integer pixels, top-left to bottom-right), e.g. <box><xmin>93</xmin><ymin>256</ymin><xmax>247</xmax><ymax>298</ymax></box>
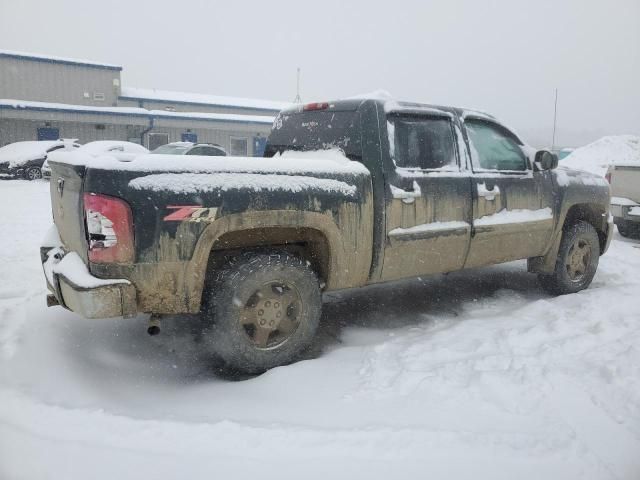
<box><xmin>611</xmin><ymin>166</ymin><xmax>640</xmax><ymax>204</ymax></box>
<box><xmin>49</xmin><ymin>161</ymin><xmax>89</xmax><ymax>262</ymax></box>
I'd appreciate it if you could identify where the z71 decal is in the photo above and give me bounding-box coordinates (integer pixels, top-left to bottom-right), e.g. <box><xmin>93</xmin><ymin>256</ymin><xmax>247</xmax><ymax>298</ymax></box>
<box><xmin>163</xmin><ymin>206</ymin><xmax>218</xmax><ymax>222</ymax></box>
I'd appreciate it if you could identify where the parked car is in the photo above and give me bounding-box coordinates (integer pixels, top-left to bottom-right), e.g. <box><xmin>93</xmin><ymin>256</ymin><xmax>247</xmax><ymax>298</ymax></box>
<box><xmin>0</xmin><ymin>139</ymin><xmax>79</xmax><ymax>180</ymax></box>
<box><xmin>45</xmin><ymin>141</ymin><xmax>149</xmax><ymax>176</ymax></box>
<box><xmin>42</xmin><ymin>97</ymin><xmax>613</xmax><ymax>373</ymax></box>
<box><xmin>607</xmin><ymin>162</ymin><xmax>640</xmax><ymax>238</ymax></box>
<box><xmin>151</xmin><ymin>142</ymin><xmax>227</xmax><ymax>156</ymax></box>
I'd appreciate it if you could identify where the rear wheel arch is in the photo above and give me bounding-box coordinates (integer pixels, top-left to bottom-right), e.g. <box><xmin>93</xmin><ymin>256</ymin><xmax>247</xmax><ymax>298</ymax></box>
<box><xmin>184</xmin><ymin>211</ymin><xmax>349</xmax><ymax>313</ymax></box>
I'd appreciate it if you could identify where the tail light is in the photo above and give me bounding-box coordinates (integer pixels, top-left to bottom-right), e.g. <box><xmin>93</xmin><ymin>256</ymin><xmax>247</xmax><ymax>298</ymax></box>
<box><xmin>303</xmin><ymin>102</ymin><xmax>329</xmax><ymax>111</ymax></box>
<box><xmin>605</xmin><ymin>171</ymin><xmax>612</xmax><ymax>183</ymax></box>
<box><xmin>83</xmin><ymin>193</ymin><xmax>134</xmax><ymax>263</ymax></box>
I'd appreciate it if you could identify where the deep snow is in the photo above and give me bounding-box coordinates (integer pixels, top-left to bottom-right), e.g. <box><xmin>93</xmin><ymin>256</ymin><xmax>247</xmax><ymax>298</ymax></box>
<box><xmin>1</xmin><ymin>180</ymin><xmax>640</xmax><ymax>480</ymax></box>
<box><xmin>562</xmin><ymin>135</ymin><xmax>640</xmax><ymax>177</ymax></box>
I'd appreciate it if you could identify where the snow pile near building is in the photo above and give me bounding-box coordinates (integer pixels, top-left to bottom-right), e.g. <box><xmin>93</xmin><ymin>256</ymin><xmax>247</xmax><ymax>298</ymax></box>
<box><xmin>562</xmin><ymin>135</ymin><xmax>640</xmax><ymax>177</ymax></box>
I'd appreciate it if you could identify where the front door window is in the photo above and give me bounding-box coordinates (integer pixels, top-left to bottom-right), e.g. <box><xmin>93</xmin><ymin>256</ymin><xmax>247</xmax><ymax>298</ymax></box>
<box><xmin>465</xmin><ymin>120</ymin><xmax>528</xmax><ymax>172</ymax></box>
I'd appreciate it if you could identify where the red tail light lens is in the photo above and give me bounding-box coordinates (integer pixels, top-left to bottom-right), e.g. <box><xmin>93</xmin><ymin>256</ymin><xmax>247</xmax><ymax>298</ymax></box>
<box><xmin>605</xmin><ymin>171</ymin><xmax>612</xmax><ymax>183</ymax></box>
<box><xmin>83</xmin><ymin>193</ymin><xmax>134</xmax><ymax>263</ymax></box>
<box><xmin>303</xmin><ymin>102</ymin><xmax>329</xmax><ymax>111</ymax></box>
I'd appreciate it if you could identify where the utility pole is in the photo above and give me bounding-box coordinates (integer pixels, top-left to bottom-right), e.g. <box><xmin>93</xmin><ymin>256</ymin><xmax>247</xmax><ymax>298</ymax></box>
<box><xmin>551</xmin><ymin>88</ymin><xmax>558</xmax><ymax>150</ymax></box>
<box><xmin>293</xmin><ymin>67</ymin><xmax>302</xmax><ymax>104</ymax></box>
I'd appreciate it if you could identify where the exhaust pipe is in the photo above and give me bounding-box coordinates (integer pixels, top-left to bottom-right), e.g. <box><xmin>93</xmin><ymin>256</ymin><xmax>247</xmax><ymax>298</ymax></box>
<box><xmin>147</xmin><ymin>315</ymin><xmax>161</xmax><ymax>336</ymax></box>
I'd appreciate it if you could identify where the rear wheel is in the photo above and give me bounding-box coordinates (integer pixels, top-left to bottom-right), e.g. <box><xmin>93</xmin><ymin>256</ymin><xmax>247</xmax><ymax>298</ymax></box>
<box><xmin>24</xmin><ymin>166</ymin><xmax>42</xmax><ymax>181</ymax></box>
<box><xmin>539</xmin><ymin>221</ymin><xmax>600</xmax><ymax>295</ymax></box>
<box><xmin>202</xmin><ymin>251</ymin><xmax>322</xmax><ymax>373</ymax></box>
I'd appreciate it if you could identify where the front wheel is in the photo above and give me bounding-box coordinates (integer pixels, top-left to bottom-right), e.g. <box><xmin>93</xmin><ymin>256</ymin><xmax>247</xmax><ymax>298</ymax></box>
<box><xmin>24</xmin><ymin>166</ymin><xmax>42</xmax><ymax>181</ymax></box>
<box><xmin>538</xmin><ymin>221</ymin><xmax>600</xmax><ymax>295</ymax></box>
<box><xmin>202</xmin><ymin>251</ymin><xmax>322</xmax><ymax>373</ymax></box>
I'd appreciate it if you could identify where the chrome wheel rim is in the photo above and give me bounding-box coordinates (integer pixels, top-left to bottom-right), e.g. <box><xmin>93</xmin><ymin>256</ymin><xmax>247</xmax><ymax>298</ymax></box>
<box><xmin>566</xmin><ymin>238</ymin><xmax>592</xmax><ymax>281</ymax></box>
<box><xmin>27</xmin><ymin>168</ymin><xmax>42</xmax><ymax>180</ymax></box>
<box><xmin>238</xmin><ymin>281</ymin><xmax>302</xmax><ymax>349</ymax></box>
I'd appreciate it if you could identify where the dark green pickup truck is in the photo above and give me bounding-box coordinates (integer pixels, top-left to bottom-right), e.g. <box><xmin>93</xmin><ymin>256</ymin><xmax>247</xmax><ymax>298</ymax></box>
<box><xmin>42</xmin><ymin>97</ymin><xmax>613</xmax><ymax>372</ymax></box>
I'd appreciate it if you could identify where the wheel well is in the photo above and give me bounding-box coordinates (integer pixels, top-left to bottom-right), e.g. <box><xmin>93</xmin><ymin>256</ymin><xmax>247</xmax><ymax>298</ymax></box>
<box><xmin>204</xmin><ymin>227</ymin><xmax>331</xmax><ymax>288</ymax></box>
<box><xmin>563</xmin><ymin>203</ymin><xmax>607</xmax><ymax>253</ymax></box>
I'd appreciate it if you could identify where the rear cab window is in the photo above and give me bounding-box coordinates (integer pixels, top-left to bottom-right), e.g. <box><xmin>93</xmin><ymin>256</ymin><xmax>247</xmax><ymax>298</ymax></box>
<box><xmin>265</xmin><ymin>108</ymin><xmax>362</xmax><ymax>161</ymax></box>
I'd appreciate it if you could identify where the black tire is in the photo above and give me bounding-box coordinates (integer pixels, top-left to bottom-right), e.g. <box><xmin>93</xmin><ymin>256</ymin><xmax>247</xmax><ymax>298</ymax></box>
<box><xmin>616</xmin><ymin>220</ymin><xmax>640</xmax><ymax>239</ymax></box>
<box><xmin>202</xmin><ymin>251</ymin><xmax>322</xmax><ymax>373</ymax></box>
<box><xmin>24</xmin><ymin>166</ymin><xmax>42</xmax><ymax>181</ymax></box>
<box><xmin>538</xmin><ymin>221</ymin><xmax>600</xmax><ymax>295</ymax></box>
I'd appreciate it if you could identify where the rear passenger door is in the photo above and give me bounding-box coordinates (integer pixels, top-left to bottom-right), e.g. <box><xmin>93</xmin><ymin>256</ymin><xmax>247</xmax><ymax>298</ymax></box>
<box><xmin>380</xmin><ymin>112</ymin><xmax>472</xmax><ymax>281</ymax></box>
<box><xmin>462</xmin><ymin>117</ymin><xmax>554</xmax><ymax>268</ymax></box>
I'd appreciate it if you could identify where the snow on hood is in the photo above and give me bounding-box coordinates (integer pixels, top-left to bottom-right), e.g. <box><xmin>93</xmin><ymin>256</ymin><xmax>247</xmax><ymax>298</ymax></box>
<box><xmin>0</xmin><ymin>141</ymin><xmax>59</xmax><ymax>167</ymax></box>
<box><xmin>48</xmin><ymin>141</ymin><xmax>149</xmax><ymax>164</ymax></box>
<box><xmin>561</xmin><ymin>135</ymin><xmax>640</xmax><ymax>177</ymax></box>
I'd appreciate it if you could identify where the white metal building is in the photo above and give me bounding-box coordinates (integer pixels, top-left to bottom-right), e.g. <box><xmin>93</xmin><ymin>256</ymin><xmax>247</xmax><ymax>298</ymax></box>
<box><xmin>0</xmin><ymin>50</ymin><xmax>289</xmax><ymax>155</ymax></box>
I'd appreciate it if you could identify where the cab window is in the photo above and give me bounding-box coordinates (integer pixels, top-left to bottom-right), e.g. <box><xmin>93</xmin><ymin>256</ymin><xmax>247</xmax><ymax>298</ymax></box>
<box><xmin>465</xmin><ymin>120</ymin><xmax>527</xmax><ymax>171</ymax></box>
<box><xmin>388</xmin><ymin>115</ymin><xmax>457</xmax><ymax>170</ymax></box>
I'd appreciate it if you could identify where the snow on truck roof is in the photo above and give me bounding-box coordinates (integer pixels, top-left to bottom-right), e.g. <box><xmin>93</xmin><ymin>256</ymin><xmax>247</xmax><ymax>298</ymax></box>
<box><xmin>120</xmin><ymin>87</ymin><xmax>291</xmax><ymax>112</ymax></box>
<box><xmin>0</xmin><ymin>49</ymin><xmax>122</xmax><ymax>70</ymax></box>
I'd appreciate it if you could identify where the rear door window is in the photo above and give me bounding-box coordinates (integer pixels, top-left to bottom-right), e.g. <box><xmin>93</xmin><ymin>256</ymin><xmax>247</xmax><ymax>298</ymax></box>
<box><xmin>388</xmin><ymin>115</ymin><xmax>458</xmax><ymax>170</ymax></box>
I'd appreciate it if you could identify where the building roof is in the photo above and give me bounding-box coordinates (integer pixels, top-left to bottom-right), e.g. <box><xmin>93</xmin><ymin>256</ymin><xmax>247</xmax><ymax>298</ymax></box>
<box><xmin>120</xmin><ymin>86</ymin><xmax>290</xmax><ymax>112</ymax></box>
<box><xmin>0</xmin><ymin>49</ymin><xmax>122</xmax><ymax>71</ymax></box>
<box><xmin>0</xmin><ymin>99</ymin><xmax>275</xmax><ymax>125</ymax></box>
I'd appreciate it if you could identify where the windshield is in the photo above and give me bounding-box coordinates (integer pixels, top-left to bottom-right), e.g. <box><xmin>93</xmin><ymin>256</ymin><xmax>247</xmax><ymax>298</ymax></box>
<box><xmin>151</xmin><ymin>144</ymin><xmax>190</xmax><ymax>155</ymax></box>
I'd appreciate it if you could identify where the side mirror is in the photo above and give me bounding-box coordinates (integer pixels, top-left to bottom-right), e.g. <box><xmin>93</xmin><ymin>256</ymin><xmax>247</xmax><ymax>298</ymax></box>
<box><xmin>534</xmin><ymin>150</ymin><xmax>559</xmax><ymax>171</ymax></box>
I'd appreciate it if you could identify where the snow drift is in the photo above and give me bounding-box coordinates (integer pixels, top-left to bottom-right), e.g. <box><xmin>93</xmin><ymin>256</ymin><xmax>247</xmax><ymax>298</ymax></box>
<box><xmin>561</xmin><ymin>135</ymin><xmax>640</xmax><ymax>177</ymax></box>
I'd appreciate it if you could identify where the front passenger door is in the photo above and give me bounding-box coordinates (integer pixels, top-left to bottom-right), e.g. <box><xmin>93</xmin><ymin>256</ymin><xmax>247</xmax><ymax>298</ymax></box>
<box><xmin>463</xmin><ymin>118</ymin><xmax>554</xmax><ymax>268</ymax></box>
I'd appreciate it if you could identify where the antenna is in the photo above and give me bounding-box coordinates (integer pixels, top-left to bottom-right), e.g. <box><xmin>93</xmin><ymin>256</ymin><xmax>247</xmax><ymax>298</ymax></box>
<box><xmin>551</xmin><ymin>88</ymin><xmax>558</xmax><ymax>150</ymax></box>
<box><xmin>293</xmin><ymin>67</ymin><xmax>302</xmax><ymax>104</ymax></box>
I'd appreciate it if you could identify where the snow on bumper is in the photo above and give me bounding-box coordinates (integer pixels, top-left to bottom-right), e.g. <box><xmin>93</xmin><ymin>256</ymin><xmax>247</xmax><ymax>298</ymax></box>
<box><xmin>41</xmin><ymin>231</ymin><xmax>136</xmax><ymax>318</ymax></box>
<box><xmin>610</xmin><ymin>197</ymin><xmax>640</xmax><ymax>223</ymax></box>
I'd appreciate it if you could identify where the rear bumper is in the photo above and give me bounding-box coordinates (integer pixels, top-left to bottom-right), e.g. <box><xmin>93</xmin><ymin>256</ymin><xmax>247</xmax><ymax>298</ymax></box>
<box><xmin>41</xmin><ymin>243</ymin><xmax>137</xmax><ymax>319</ymax></box>
<box><xmin>611</xmin><ymin>201</ymin><xmax>640</xmax><ymax>223</ymax></box>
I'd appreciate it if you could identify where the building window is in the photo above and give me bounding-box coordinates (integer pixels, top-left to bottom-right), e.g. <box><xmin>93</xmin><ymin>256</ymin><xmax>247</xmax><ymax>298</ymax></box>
<box><xmin>230</xmin><ymin>136</ymin><xmax>248</xmax><ymax>156</ymax></box>
<box><xmin>93</xmin><ymin>92</ymin><xmax>105</xmax><ymax>101</ymax></box>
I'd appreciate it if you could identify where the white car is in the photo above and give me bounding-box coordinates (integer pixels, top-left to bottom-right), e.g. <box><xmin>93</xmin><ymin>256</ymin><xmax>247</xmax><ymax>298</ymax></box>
<box><xmin>0</xmin><ymin>139</ymin><xmax>79</xmax><ymax>180</ymax></box>
<box><xmin>46</xmin><ymin>140</ymin><xmax>149</xmax><ymax>172</ymax></box>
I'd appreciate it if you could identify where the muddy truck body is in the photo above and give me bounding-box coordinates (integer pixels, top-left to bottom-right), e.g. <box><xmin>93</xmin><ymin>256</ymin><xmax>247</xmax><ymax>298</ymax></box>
<box><xmin>42</xmin><ymin>97</ymin><xmax>614</xmax><ymax>372</ymax></box>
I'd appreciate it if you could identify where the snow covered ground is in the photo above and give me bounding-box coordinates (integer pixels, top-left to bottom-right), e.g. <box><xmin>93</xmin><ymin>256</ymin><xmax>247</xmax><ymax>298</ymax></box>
<box><xmin>1</xmin><ymin>180</ymin><xmax>640</xmax><ymax>480</ymax></box>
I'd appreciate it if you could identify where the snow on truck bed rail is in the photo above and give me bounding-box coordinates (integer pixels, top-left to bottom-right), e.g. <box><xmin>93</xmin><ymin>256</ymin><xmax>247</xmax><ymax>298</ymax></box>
<box><xmin>51</xmin><ymin>148</ymin><xmax>370</xmax><ymax>176</ymax></box>
<box><xmin>130</xmin><ymin>173</ymin><xmax>359</xmax><ymax>196</ymax></box>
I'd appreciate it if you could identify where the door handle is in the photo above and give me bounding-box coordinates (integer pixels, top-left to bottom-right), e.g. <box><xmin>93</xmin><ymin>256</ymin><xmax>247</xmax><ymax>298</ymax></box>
<box><xmin>390</xmin><ymin>181</ymin><xmax>422</xmax><ymax>204</ymax></box>
<box><xmin>477</xmin><ymin>182</ymin><xmax>500</xmax><ymax>201</ymax></box>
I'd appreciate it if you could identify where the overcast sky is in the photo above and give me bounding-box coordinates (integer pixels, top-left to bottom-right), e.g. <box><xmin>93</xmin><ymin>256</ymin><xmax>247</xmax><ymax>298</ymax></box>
<box><xmin>1</xmin><ymin>0</ymin><xmax>638</xmax><ymax>146</ymax></box>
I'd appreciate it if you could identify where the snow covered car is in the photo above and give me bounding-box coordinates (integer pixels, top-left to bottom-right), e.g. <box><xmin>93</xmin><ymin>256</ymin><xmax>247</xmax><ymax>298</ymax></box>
<box><xmin>0</xmin><ymin>139</ymin><xmax>79</xmax><ymax>180</ymax></box>
<box><xmin>608</xmin><ymin>162</ymin><xmax>640</xmax><ymax>238</ymax></box>
<box><xmin>42</xmin><ymin>96</ymin><xmax>614</xmax><ymax>373</ymax></box>
<box><xmin>151</xmin><ymin>142</ymin><xmax>227</xmax><ymax>156</ymax></box>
